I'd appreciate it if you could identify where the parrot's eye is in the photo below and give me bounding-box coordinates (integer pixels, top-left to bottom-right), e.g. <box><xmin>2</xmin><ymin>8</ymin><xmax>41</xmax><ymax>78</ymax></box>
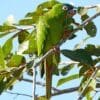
<box><xmin>62</xmin><ymin>6</ymin><xmax>68</xmax><ymax>10</ymax></box>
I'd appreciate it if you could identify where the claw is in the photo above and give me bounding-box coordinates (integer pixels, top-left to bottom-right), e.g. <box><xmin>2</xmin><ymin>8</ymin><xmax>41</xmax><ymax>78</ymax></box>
<box><xmin>53</xmin><ymin>45</ymin><xmax>60</xmax><ymax>54</ymax></box>
<box><xmin>63</xmin><ymin>28</ymin><xmax>71</xmax><ymax>39</ymax></box>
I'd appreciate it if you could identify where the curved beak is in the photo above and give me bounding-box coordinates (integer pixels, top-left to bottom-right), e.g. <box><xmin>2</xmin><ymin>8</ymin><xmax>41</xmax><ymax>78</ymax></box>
<box><xmin>68</xmin><ymin>9</ymin><xmax>76</xmax><ymax>16</ymax></box>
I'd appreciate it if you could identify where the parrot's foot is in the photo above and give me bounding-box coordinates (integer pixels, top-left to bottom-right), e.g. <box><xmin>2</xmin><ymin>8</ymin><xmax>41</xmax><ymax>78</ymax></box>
<box><xmin>63</xmin><ymin>28</ymin><xmax>72</xmax><ymax>40</ymax></box>
<box><xmin>53</xmin><ymin>45</ymin><xmax>60</xmax><ymax>54</ymax></box>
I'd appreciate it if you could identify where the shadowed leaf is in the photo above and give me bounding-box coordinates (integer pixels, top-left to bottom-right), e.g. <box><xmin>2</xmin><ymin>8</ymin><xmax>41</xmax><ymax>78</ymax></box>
<box><xmin>85</xmin><ymin>44</ymin><xmax>100</xmax><ymax>57</ymax></box>
<box><xmin>61</xmin><ymin>49</ymin><xmax>93</xmax><ymax>66</ymax></box>
<box><xmin>18</xmin><ymin>30</ymin><xmax>29</xmax><ymax>43</ymax></box>
<box><xmin>81</xmin><ymin>14</ymin><xmax>97</xmax><ymax>37</ymax></box>
<box><xmin>60</xmin><ymin>64</ymin><xmax>74</xmax><ymax>76</ymax></box>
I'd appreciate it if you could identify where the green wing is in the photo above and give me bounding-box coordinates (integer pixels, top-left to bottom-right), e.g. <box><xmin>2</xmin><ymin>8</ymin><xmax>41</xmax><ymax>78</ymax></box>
<box><xmin>37</xmin><ymin>16</ymin><xmax>49</xmax><ymax>56</ymax></box>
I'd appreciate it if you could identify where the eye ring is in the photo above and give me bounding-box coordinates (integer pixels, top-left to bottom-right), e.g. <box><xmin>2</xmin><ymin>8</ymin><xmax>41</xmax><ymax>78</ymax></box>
<box><xmin>62</xmin><ymin>6</ymin><xmax>68</xmax><ymax>10</ymax></box>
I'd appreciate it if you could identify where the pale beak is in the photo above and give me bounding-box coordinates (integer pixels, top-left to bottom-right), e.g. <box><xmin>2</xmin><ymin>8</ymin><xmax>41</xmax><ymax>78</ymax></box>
<box><xmin>69</xmin><ymin>9</ymin><xmax>76</xmax><ymax>16</ymax></box>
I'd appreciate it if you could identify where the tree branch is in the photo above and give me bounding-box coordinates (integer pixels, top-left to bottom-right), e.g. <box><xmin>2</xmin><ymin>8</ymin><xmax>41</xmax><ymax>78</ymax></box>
<box><xmin>59</xmin><ymin>61</ymin><xmax>79</xmax><ymax>65</ymax></box>
<box><xmin>22</xmin><ymin>78</ymin><xmax>60</xmax><ymax>92</ymax></box>
<box><xmin>32</xmin><ymin>65</ymin><xmax>36</xmax><ymax>100</ymax></box>
<box><xmin>51</xmin><ymin>83</ymin><xmax>100</xmax><ymax>97</ymax></box>
<box><xmin>6</xmin><ymin>77</ymin><xmax>100</xmax><ymax>98</ymax></box>
<box><xmin>51</xmin><ymin>86</ymin><xmax>79</xmax><ymax>96</ymax></box>
<box><xmin>81</xmin><ymin>12</ymin><xmax>100</xmax><ymax>27</ymax></box>
<box><xmin>0</xmin><ymin>64</ymin><xmax>26</xmax><ymax>75</ymax></box>
<box><xmin>6</xmin><ymin>91</ymin><xmax>32</xmax><ymax>98</ymax></box>
<box><xmin>22</xmin><ymin>78</ymin><xmax>100</xmax><ymax>97</ymax></box>
<box><xmin>85</xmin><ymin>4</ymin><xmax>99</xmax><ymax>9</ymax></box>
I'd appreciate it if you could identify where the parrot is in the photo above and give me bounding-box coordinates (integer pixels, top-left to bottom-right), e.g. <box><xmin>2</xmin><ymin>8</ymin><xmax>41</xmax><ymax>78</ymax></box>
<box><xmin>36</xmin><ymin>3</ymin><xmax>76</xmax><ymax>99</ymax></box>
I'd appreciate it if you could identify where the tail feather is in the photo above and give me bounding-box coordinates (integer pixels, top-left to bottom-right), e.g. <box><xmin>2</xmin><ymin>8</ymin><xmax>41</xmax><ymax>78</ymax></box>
<box><xmin>40</xmin><ymin>62</ymin><xmax>45</xmax><ymax>78</ymax></box>
<box><xmin>44</xmin><ymin>51</ymin><xmax>60</xmax><ymax>99</ymax></box>
<box><xmin>45</xmin><ymin>60</ymin><xmax>52</xmax><ymax>99</ymax></box>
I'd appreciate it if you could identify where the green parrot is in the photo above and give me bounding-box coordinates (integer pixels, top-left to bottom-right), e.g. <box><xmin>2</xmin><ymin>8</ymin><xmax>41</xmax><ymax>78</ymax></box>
<box><xmin>36</xmin><ymin>3</ymin><xmax>76</xmax><ymax>99</ymax></box>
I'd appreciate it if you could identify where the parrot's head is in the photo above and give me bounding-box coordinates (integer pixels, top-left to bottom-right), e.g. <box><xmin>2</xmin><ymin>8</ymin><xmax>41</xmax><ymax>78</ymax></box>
<box><xmin>53</xmin><ymin>3</ymin><xmax>76</xmax><ymax>17</ymax></box>
<box><xmin>62</xmin><ymin>4</ymin><xmax>76</xmax><ymax>16</ymax></box>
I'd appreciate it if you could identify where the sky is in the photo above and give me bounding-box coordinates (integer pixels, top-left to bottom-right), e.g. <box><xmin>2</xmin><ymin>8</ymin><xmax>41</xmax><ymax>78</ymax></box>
<box><xmin>0</xmin><ymin>0</ymin><xmax>100</xmax><ymax>100</ymax></box>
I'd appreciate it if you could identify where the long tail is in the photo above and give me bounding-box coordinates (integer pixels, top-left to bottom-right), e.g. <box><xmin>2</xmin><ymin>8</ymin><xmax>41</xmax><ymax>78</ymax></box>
<box><xmin>44</xmin><ymin>50</ymin><xmax>60</xmax><ymax>99</ymax></box>
<box><xmin>45</xmin><ymin>60</ymin><xmax>52</xmax><ymax>99</ymax></box>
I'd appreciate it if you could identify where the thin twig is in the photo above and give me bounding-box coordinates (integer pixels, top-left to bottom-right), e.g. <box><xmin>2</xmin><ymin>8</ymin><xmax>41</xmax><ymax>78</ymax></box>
<box><xmin>6</xmin><ymin>91</ymin><xmax>32</xmax><ymax>98</ymax></box>
<box><xmin>33</xmin><ymin>49</ymin><xmax>54</xmax><ymax>68</ymax></box>
<box><xmin>51</xmin><ymin>83</ymin><xmax>100</xmax><ymax>97</ymax></box>
<box><xmin>33</xmin><ymin>65</ymin><xmax>36</xmax><ymax>100</ymax></box>
<box><xmin>51</xmin><ymin>86</ymin><xmax>79</xmax><ymax>96</ymax></box>
<box><xmin>0</xmin><ymin>64</ymin><xmax>26</xmax><ymax>75</ymax></box>
<box><xmin>22</xmin><ymin>78</ymin><xmax>60</xmax><ymax>92</ymax></box>
<box><xmin>81</xmin><ymin>12</ymin><xmax>100</xmax><ymax>26</ymax></box>
<box><xmin>6</xmin><ymin>82</ymin><xmax>100</xmax><ymax>98</ymax></box>
<box><xmin>36</xmin><ymin>81</ymin><xmax>61</xmax><ymax>93</ymax></box>
<box><xmin>85</xmin><ymin>5</ymin><xmax>99</xmax><ymax>9</ymax></box>
<box><xmin>59</xmin><ymin>61</ymin><xmax>79</xmax><ymax>65</ymax></box>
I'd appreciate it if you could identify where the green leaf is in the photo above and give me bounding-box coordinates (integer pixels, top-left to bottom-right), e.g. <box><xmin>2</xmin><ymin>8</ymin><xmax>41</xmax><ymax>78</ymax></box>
<box><xmin>81</xmin><ymin>14</ymin><xmax>97</xmax><ymax>37</ymax></box>
<box><xmin>96</xmin><ymin>4</ymin><xmax>100</xmax><ymax>13</ymax></box>
<box><xmin>25</xmin><ymin>11</ymin><xmax>48</xmax><ymax>24</ymax></box>
<box><xmin>19</xmin><ymin>18</ymin><xmax>35</xmax><ymax>25</ymax></box>
<box><xmin>25</xmin><ymin>10</ymin><xmax>47</xmax><ymax>17</ymax></box>
<box><xmin>0</xmin><ymin>25</ymin><xmax>16</xmax><ymax>32</ymax></box>
<box><xmin>4</xmin><ymin>68</ymin><xmax>24</xmax><ymax>91</ymax></box>
<box><xmin>0</xmin><ymin>77</ymin><xmax>6</xmax><ymax>94</ymax></box>
<box><xmin>25</xmin><ymin>12</ymin><xmax>42</xmax><ymax>23</ymax></box>
<box><xmin>25</xmin><ymin>1</ymin><xmax>59</xmax><ymax>24</ymax></box>
<box><xmin>24</xmin><ymin>30</ymin><xmax>37</xmax><ymax>54</ymax></box>
<box><xmin>89</xmin><ymin>79</ymin><xmax>96</xmax><ymax>90</ymax></box>
<box><xmin>96</xmin><ymin>70</ymin><xmax>100</xmax><ymax>78</ymax></box>
<box><xmin>60</xmin><ymin>64</ymin><xmax>74</xmax><ymax>76</ymax></box>
<box><xmin>0</xmin><ymin>46</ymin><xmax>6</xmax><ymax>71</ymax></box>
<box><xmin>57</xmin><ymin>74</ymin><xmax>79</xmax><ymax>86</ymax></box>
<box><xmin>27</xmin><ymin>60</ymin><xmax>34</xmax><ymax>69</ymax></box>
<box><xmin>80</xmin><ymin>77</ymin><xmax>96</xmax><ymax>96</ymax></box>
<box><xmin>85</xmin><ymin>44</ymin><xmax>100</xmax><ymax>57</ymax></box>
<box><xmin>0</xmin><ymin>25</ymin><xmax>16</xmax><ymax>38</ymax></box>
<box><xmin>77</xmin><ymin>7</ymin><xmax>88</xmax><ymax>16</ymax></box>
<box><xmin>98</xmin><ymin>97</ymin><xmax>100</xmax><ymax>100</ymax></box>
<box><xmin>18</xmin><ymin>30</ymin><xmax>29</xmax><ymax>43</ymax></box>
<box><xmin>17</xmin><ymin>41</ymin><xmax>29</xmax><ymax>55</ymax></box>
<box><xmin>7</xmin><ymin>55</ymin><xmax>25</xmax><ymax>67</ymax></box>
<box><xmin>86</xmin><ymin>92</ymin><xmax>92</xmax><ymax>100</ymax></box>
<box><xmin>61</xmin><ymin>49</ymin><xmax>93</xmax><ymax>66</ymax></box>
<box><xmin>2</xmin><ymin>38</ymin><xmax>13</xmax><ymax>58</ymax></box>
<box><xmin>0</xmin><ymin>71</ymin><xmax>23</xmax><ymax>94</ymax></box>
<box><xmin>0</xmin><ymin>32</ymin><xmax>10</xmax><ymax>38</ymax></box>
<box><xmin>37</xmin><ymin>0</ymin><xmax>59</xmax><ymax>12</ymax></box>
